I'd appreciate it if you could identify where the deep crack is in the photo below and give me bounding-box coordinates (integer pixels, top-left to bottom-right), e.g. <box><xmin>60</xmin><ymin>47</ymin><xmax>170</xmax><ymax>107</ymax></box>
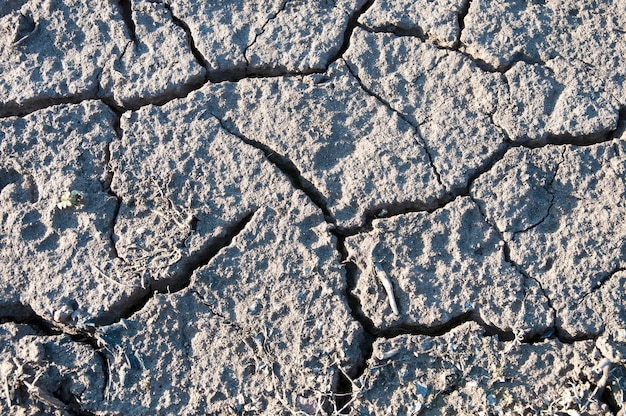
<box><xmin>0</xmin><ymin>303</ymin><xmax>58</xmax><ymax>335</ymax></box>
<box><xmin>94</xmin><ymin>210</ymin><xmax>256</xmax><ymax>327</ymax></box>
<box><xmin>162</xmin><ymin>1</ymin><xmax>210</xmax><ymax>84</ymax></box>
<box><xmin>101</xmin><ymin>103</ymin><xmax>124</xmax><ymax>260</ymax></box>
<box><xmin>157</xmin><ymin>210</ymin><xmax>256</xmax><ymax>293</ymax></box>
<box><xmin>455</xmin><ymin>0</ymin><xmax>471</xmax><ymax>47</ymax></box>
<box><xmin>329</xmin><ymin>230</ymin><xmax>525</xmax><ymax>413</ymax></box>
<box><xmin>0</xmin><ymin>94</ymin><xmax>95</xmax><ymax>119</ymax></box>
<box><xmin>117</xmin><ymin>0</ymin><xmax>137</xmax><ymax>44</ymax></box>
<box><xmin>336</xmin><ymin>196</ymin><xmax>456</xmax><ymax>236</ymax></box>
<box><xmin>326</xmin><ymin>0</ymin><xmax>375</xmax><ymax>69</ymax></box>
<box><xmin>211</xmin><ymin>113</ymin><xmax>336</xmax><ymax>224</ymax></box>
<box><xmin>331</xmin><ymin>235</ymin><xmax>377</xmax><ymax>413</ymax></box>
<box><xmin>342</xmin><ymin>58</ymin><xmax>446</xmax><ymax>190</ymax></box>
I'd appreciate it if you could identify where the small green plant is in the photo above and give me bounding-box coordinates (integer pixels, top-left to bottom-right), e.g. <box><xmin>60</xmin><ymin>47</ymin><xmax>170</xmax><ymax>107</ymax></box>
<box><xmin>57</xmin><ymin>190</ymin><xmax>82</xmax><ymax>209</ymax></box>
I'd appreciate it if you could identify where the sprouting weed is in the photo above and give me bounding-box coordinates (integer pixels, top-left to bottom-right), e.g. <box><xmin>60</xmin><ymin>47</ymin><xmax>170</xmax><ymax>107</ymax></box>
<box><xmin>57</xmin><ymin>190</ymin><xmax>82</xmax><ymax>209</ymax></box>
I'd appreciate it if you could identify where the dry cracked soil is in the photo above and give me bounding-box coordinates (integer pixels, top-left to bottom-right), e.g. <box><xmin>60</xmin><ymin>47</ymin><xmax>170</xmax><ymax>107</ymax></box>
<box><xmin>0</xmin><ymin>0</ymin><xmax>625</xmax><ymax>415</ymax></box>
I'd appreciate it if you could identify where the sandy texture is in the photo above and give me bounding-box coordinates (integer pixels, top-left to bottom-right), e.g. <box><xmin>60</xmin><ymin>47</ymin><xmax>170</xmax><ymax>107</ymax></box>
<box><xmin>0</xmin><ymin>0</ymin><xmax>625</xmax><ymax>414</ymax></box>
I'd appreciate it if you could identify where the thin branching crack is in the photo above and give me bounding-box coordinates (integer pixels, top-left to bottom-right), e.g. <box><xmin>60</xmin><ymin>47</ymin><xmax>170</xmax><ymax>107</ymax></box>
<box><xmin>356</xmin><ymin>5</ymin><xmax>553</xmax><ymax>75</ymax></box>
<box><xmin>334</xmin><ymin>141</ymin><xmax>512</xmax><ymax>238</ymax></box>
<box><xmin>512</xmin><ymin>147</ymin><xmax>566</xmax><ymax>236</ymax></box>
<box><xmin>468</xmin><ymin>194</ymin><xmax>564</xmax><ymax>343</ymax></box>
<box><xmin>342</xmin><ymin>58</ymin><xmax>445</xmax><ymax>189</ymax></box>
<box><xmin>191</xmin><ymin>290</ymin><xmax>246</xmax><ymax>333</ymax></box>
<box><xmin>243</xmin><ymin>0</ymin><xmax>290</xmax><ymax>74</ymax></box>
<box><xmin>581</xmin><ymin>267</ymin><xmax>626</xmax><ymax>302</ymax></box>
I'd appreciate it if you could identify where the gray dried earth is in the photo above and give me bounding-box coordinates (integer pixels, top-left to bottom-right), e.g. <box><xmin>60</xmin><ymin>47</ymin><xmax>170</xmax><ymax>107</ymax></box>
<box><xmin>0</xmin><ymin>0</ymin><xmax>625</xmax><ymax>415</ymax></box>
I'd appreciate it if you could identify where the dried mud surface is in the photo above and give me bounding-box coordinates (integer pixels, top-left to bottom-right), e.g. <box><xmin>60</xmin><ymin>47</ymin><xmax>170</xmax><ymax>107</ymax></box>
<box><xmin>0</xmin><ymin>0</ymin><xmax>625</xmax><ymax>415</ymax></box>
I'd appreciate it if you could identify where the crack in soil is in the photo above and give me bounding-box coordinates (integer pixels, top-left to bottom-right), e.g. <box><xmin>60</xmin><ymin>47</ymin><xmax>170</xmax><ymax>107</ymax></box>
<box><xmin>357</xmin><ymin>21</ymin><xmax>500</xmax><ymax>73</ymax></box>
<box><xmin>329</xmin><ymin>227</ymin><xmax>568</xmax><ymax>413</ymax></box>
<box><xmin>335</xmin><ymin>196</ymin><xmax>456</xmax><ymax>236</ymax></box>
<box><xmin>342</xmin><ymin>58</ymin><xmax>446</xmax><ymax>190</ymax></box>
<box><xmin>335</xmin><ymin>142</ymin><xmax>511</xmax><ymax>237</ymax></box>
<box><xmin>0</xmin><ymin>303</ymin><xmax>109</xmax><ymax>412</ymax></box>
<box><xmin>162</xmin><ymin>2</ymin><xmax>209</xmax><ymax>77</ymax></box>
<box><xmin>358</xmin><ymin>17</ymin><xmax>550</xmax><ymax>75</ymax></box>
<box><xmin>331</xmin><ymin>235</ymin><xmax>376</xmax><ymax>413</ymax></box>
<box><xmin>512</xmin><ymin>147</ymin><xmax>566</xmax><ymax>236</ymax></box>
<box><xmin>468</xmin><ymin>193</ymin><xmax>577</xmax><ymax>345</ymax></box>
<box><xmin>95</xmin><ymin>210</ymin><xmax>257</xmax><ymax>327</ymax></box>
<box><xmin>455</xmin><ymin>0</ymin><xmax>471</xmax><ymax>48</ymax></box>
<box><xmin>581</xmin><ymin>266</ymin><xmax>626</xmax><ymax>302</ymax></box>
<box><xmin>100</xmin><ymin>104</ymin><xmax>124</xmax><ymax>260</ymax></box>
<box><xmin>1</xmin><ymin>5</ymin><xmax>625</xmax><ymax>413</ymax></box>
<box><xmin>243</xmin><ymin>0</ymin><xmax>290</xmax><ymax>75</ymax></box>
<box><xmin>0</xmin><ymin>94</ymin><xmax>95</xmax><ymax>119</ymax></box>
<box><xmin>211</xmin><ymin>113</ymin><xmax>336</xmax><ymax>224</ymax></box>
<box><xmin>325</xmin><ymin>0</ymin><xmax>375</xmax><ymax>69</ymax></box>
<box><xmin>0</xmin><ymin>303</ymin><xmax>58</xmax><ymax>335</ymax></box>
<box><xmin>116</xmin><ymin>0</ymin><xmax>137</xmax><ymax>44</ymax></box>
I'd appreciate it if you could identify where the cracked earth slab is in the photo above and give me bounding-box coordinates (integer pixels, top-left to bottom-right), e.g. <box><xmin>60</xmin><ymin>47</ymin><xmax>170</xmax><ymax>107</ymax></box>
<box><xmin>344</xmin><ymin>27</ymin><xmax>510</xmax><ymax>192</ymax></box>
<box><xmin>109</xmin><ymin>95</ymin><xmax>301</xmax><ymax>303</ymax></box>
<box><xmin>351</xmin><ymin>321</ymin><xmax>623</xmax><ymax>415</ymax></box>
<box><xmin>472</xmin><ymin>136</ymin><xmax>626</xmax><ymax>339</ymax></box>
<box><xmin>0</xmin><ymin>101</ymin><xmax>143</xmax><ymax>323</ymax></box>
<box><xmin>99</xmin><ymin>0</ymin><xmax>206</xmax><ymax>109</ymax></box>
<box><xmin>90</xmin><ymin>194</ymin><xmax>363</xmax><ymax>414</ymax></box>
<box><xmin>345</xmin><ymin>196</ymin><xmax>553</xmax><ymax>335</ymax></box>
<box><xmin>201</xmin><ymin>61</ymin><xmax>444</xmax><ymax>229</ymax></box>
<box><xmin>0</xmin><ymin>0</ymin><xmax>123</xmax><ymax>115</ymax></box>
<box><xmin>1</xmin><ymin>0</ymin><xmax>626</xmax><ymax>414</ymax></box>
<box><xmin>461</xmin><ymin>0</ymin><xmax>626</xmax><ymax>106</ymax></box>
